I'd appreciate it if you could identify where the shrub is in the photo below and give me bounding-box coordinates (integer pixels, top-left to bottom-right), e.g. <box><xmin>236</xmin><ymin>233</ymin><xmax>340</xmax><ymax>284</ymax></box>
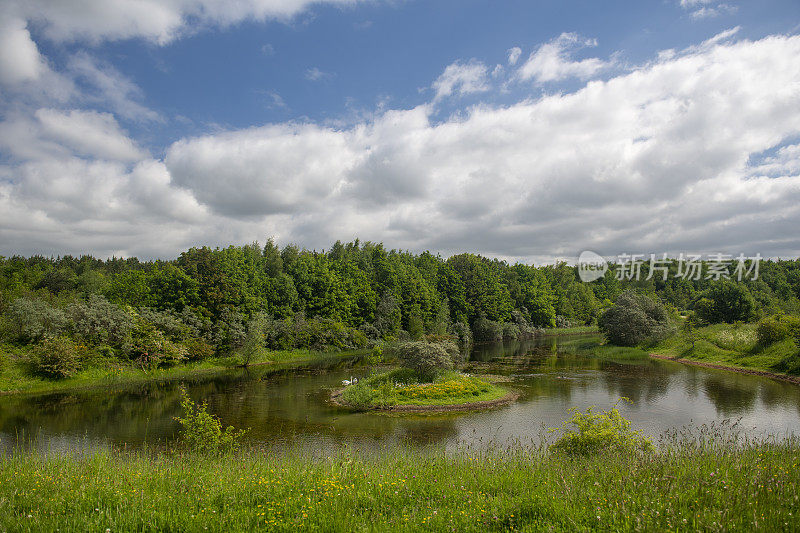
<box><xmin>31</xmin><ymin>336</ymin><xmax>82</xmax><ymax>379</ymax></box>
<box><xmin>6</xmin><ymin>297</ymin><xmax>68</xmax><ymax>342</ymax></box>
<box><xmin>555</xmin><ymin>315</ymin><xmax>574</xmax><ymax>328</ymax></box>
<box><xmin>757</xmin><ymin>314</ymin><xmax>800</xmax><ymax>346</ymax></box>
<box><xmin>598</xmin><ymin>290</ymin><xmax>671</xmax><ymax>346</ymax></box>
<box><xmin>174</xmin><ymin>388</ymin><xmax>247</xmax><ymax>454</ymax></box>
<box><xmin>307</xmin><ymin>318</ymin><xmax>368</xmax><ymax>351</ymax></box>
<box><xmin>502</xmin><ymin>322</ymin><xmax>521</xmax><ymax>340</ymax></box>
<box><xmin>340</xmin><ymin>383</ymin><xmax>376</xmax><ymax>410</ymax></box>
<box><xmin>551</xmin><ymin>401</ymin><xmax>653</xmax><ymax>456</ymax></box>
<box><xmin>389</xmin><ymin>341</ymin><xmax>453</xmax><ymax>381</ymax></box>
<box><xmin>694</xmin><ymin>281</ymin><xmax>756</xmax><ymax>324</ymax></box>
<box><xmin>451</xmin><ymin>321</ymin><xmax>473</xmax><ymax>354</ymax></box>
<box><xmin>185</xmin><ymin>337</ymin><xmax>215</xmax><ymax>361</ymax></box>
<box><xmin>472</xmin><ymin>314</ymin><xmax>503</xmax><ymax>342</ymax></box>
<box><xmin>122</xmin><ymin>320</ymin><xmax>187</xmax><ymax>369</ymax></box>
<box><xmin>68</xmin><ymin>295</ymin><xmax>133</xmax><ymax>346</ymax></box>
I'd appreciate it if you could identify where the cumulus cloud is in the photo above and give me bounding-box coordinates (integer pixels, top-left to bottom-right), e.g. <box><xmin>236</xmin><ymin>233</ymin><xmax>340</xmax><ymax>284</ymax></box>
<box><xmin>507</xmin><ymin>47</ymin><xmax>522</xmax><ymax>66</ymax></box>
<box><xmin>166</xmin><ymin>123</ymin><xmax>356</xmax><ymax>217</ymax></box>
<box><xmin>0</xmin><ymin>108</ymin><xmax>146</xmax><ymax>161</ymax></box>
<box><xmin>0</xmin><ymin>17</ymin><xmax>47</xmax><ymax>85</ymax></box>
<box><xmin>432</xmin><ymin>60</ymin><xmax>489</xmax><ymax>101</ymax></box>
<box><xmin>2</xmin><ymin>31</ymin><xmax>800</xmax><ymax>262</ymax></box>
<box><xmin>516</xmin><ymin>33</ymin><xmax>611</xmax><ymax>83</ymax></box>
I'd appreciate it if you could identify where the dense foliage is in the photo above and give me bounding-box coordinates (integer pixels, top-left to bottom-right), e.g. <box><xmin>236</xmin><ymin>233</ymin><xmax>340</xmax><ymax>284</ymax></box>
<box><xmin>551</xmin><ymin>402</ymin><xmax>654</xmax><ymax>456</ymax></box>
<box><xmin>598</xmin><ymin>290</ymin><xmax>672</xmax><ymax>346</ymax></box>
<box><xmin>1</xmin><ymin>239</ymin><xmax>799</xmax><ymax>380</ymax></box>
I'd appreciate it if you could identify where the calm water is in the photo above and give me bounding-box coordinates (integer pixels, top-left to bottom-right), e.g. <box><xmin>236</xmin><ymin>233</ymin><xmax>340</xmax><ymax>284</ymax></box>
<box><xmin>2</xmin><ymin>335</ymin><xmax>800</xmax><ymax>454</ymax></box>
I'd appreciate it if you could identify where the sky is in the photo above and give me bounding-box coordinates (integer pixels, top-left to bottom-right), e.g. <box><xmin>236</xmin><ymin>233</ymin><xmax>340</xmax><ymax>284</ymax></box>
<box><xmin>0</xmin><ymin>0</ymin><xmax>799</xmax><ymax>264</ymax></box>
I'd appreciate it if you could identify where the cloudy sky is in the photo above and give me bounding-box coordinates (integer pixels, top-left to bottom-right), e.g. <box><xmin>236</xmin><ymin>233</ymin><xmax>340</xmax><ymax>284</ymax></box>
<box><xmin>0</xmin><ymin>0</ymin><xmax>799</xmax><ymax>263</ymax></box>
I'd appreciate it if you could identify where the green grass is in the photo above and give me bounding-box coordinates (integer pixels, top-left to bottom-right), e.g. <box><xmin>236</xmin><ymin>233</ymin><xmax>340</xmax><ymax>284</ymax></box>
<box><xmin>0</xmin><ymin>344</ymin><xmax>350</xmax><ymax>396</ymax></box>
<box><xmin>1</xmin><ymin>436</ymin><xmax>797</xmax><ymax>532</ymax></box>
<box><xmin>341</xmin><ymin>369</ymin><xmax>509</xmax><ymax>408</ymax></box>
<box><xmin>648</xmin><ymin>321</ymin><xmax>799</xmax><ymax>375</ymax></box>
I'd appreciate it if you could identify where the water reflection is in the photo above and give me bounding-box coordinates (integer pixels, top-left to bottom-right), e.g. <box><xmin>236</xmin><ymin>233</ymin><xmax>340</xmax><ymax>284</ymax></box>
<box><xmin>1</xmin><ymin>335</ymin><xmax>799</xmax><ymax>453</ymax></box>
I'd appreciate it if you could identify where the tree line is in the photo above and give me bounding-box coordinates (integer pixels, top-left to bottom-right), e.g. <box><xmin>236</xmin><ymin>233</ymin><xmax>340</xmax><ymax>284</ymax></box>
<box><xmin>1</xmin><ymin>239</ymin><xmax>799</xmax><ymax>376</ymax></box>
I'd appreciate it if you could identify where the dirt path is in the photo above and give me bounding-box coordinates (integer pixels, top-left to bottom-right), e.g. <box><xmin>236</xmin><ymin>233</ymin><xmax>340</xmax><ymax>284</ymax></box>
<box><xmin>330</xmin><ymin>388</ymin><xmax>520</xmax><ymax>413</ymax></box>
<box><xmin>648</xmin><ymin>353</ymin><xmax>800</xmax><ymax>386</ymax></box>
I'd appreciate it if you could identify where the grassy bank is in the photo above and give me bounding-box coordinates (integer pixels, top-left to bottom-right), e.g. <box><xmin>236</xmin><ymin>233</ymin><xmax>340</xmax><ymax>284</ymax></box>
<box><xmin>647</xmin><ymin>322</ymin><xmax>798</xmax><ymax>376</ymax></box>
<box><xmin>0</xmin><ymin>345</ymin><xmax>340</xmax><ymax>396</ymax></box>
<box><xmin>1</xmin><ymin>436</ymin><xmax>797</xmax><ymax>532</ymax></box>
<box><xmin>542</xmin><ymin>325</ymin><xmax>599</xmax><ymax>335</ymax></box>
<box><xmin>339</xmin><ymin>369</ymin><xmax>510</xmax><ymax>409</ymax></box>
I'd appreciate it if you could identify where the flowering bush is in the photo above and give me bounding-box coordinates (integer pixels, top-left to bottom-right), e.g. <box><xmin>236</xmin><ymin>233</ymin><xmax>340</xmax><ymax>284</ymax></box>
<box><xmin>551</xmin><ymin>401</ymin><xmax>653</xmax><ymax>456</ymax></box>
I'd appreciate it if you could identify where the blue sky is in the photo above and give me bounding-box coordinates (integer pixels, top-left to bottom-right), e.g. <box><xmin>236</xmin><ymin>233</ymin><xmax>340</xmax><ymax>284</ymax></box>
<box><xmin>1</xmin><ymin>0</ymin><xmax>800</xmax><ymax>261</ymax></box>
<box><xmin>33</xmin><ymin>0</ymin><xmax>800</xmax><ymax>149</ymax></box>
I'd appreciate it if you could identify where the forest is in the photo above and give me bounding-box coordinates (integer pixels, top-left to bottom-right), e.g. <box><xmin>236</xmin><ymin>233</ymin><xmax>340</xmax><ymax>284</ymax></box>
<box><xmin>1</xmin><ymin>239</ymin><xmax>799</xmax><ymax>378</ymax></box>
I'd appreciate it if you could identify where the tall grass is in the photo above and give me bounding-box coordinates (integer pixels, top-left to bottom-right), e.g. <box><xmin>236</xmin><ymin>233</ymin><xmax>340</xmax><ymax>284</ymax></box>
<box><xmin>1</xmin><ymin>429</ymin><xmax>797</xmax><ymax>532</ymax></box>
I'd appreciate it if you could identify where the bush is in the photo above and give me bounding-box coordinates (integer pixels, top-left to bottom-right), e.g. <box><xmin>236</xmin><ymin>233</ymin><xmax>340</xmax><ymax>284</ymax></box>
<box><xmin>68</xmin><ymin>295</ymin><xmax>133</xmax><ymax>346</ymax></box>
<box><xmin>757</xmin><ymin>314</ymin><xmax>800</xmax><ymax>346</ymax></box>
<box><xmin>502</xmin><ymin>322</ymin><xmax>521</xmax><ymax>340</ymax></box>
<box><xmin>473</xmin><ymin>314</ymin><xmax>503</xmax><ymax>342</ymax></box>
<box><xmin>551</xmin><ymin>401</ymin><xmax>653</xmax><ymax>456</ymax></box>
<box><xmin>31</xmin><ymin>336</ymin><xmax>82</xmax><ymax>379</ymax></box>
<box><xmin>185</xmin><ymin>337</ymin><xmax>215</xmax><ymax>361</ymax></box>
<box><xmin>389</xmin><ymin>341</ymin><xmax>454</xmax><ymax>381</ymax></box>
<box><xmin>451</xmin><ymin>321</ymin><xmax>473</xmax><ymax>354</ymax></box>
<box><xmin>598</xmin><ymin>290</ymin><xmax>671</xmax><ymax>346</ymax></box>
<box><xmin>174</xmin><ymin>387</ymin><xmax>247</xmax><ymax>454</ymax></box>
<box><xmin>694</xmin><ymin>281</ymin><xmax>756</xmax><ymax>324</ymax></box>
<box><xmin>6</xmin><ymin>297</ymin><xmax>68</xmax><ymax>342</ymax></box>
<box><xmin>122</xmin><ymin>320</ymin><xmax>187</xmax><ymax>369</ymax></box>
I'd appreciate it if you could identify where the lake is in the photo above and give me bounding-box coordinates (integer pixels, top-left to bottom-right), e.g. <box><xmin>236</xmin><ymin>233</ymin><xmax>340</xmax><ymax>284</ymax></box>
<box><xmin>2</xmin><ymin>334</ymin><xmax>799</xmax><ymax>454</ymax></box>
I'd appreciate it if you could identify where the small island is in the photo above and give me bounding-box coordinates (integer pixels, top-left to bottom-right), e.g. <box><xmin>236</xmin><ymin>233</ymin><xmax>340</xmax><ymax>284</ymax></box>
<box><xmin>332</xmin><ymin>339</ymin><xmax>518</xmax><ymax>412</ymax></box>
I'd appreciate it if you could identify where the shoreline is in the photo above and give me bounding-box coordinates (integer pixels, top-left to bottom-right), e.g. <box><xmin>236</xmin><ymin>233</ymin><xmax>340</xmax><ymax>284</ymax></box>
<box><xmin>0</xmin><ymin>351</ymin><xmax>357</xmax><ymax>397</ymax></box>
<box><xmin>648</xmin><ymin>353</ymin><xmax>800</xmax><ymax>386</ymax></box>
<box><xmin>329</xmin><ymin>387</ymin><xmax>520</xmax><ymax>412</ymax></box>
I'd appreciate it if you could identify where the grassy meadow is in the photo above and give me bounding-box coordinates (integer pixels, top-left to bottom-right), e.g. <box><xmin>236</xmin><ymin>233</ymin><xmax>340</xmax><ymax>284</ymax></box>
<box><xmin>1</xmin><ymin>432</ymin><xmax>797</xmax><ymax>532</ymax></box>
<box><xmin>648</xmin><ymin>322</ymin><xmax>798</xmax><ymax>376</ymax></box>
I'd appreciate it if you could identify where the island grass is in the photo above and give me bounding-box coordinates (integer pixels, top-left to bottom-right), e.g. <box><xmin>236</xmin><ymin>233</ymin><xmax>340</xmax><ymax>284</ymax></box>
<box><xmin>340</xmin><ymin>369</ymin><xmax>509</xmax><ymax>408</ymax></box>
<box><xmin>1</xmin><ymin>435</ymin><xmax>797</xmax><ymax>532</ymax></box>
<box><xmin>0</xmin><ymin>344</ymin><xmax>345</xmax><ymax>396</ymax></box>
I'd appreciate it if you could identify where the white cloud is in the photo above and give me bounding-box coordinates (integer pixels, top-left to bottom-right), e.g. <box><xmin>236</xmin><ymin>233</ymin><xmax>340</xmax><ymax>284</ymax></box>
<box><xmin>166</xmin><ymin>123</ymin><xmax>356</xmax><ymax>217</ymax></box>
<box><xmin>679</xmin><ymin>0</ymin><xmax>737</xmax><ymax>20</ymax></box>
<box><xmin>0</xmin><ymin>17</ymin><xmax>47</xmax><ymax>85</ymax></box>
<box><xmin>432</xmin><ymin>60</ymin><xmax>489</xmax><ymax>101</ymax></box>
<box><xmin>5</xmin><ymin>0</ymin><xmax>367</xmax><ymax>45</ymax></box>
<box><xmin>67</xmin><ymin>53</ymin><xmax>161</xmax><ymax>123</ymax></box>
<box><xmin>2</xmin><ymin>32</ymin><xmax>800</xmax><ymax>261</ymax></box>
<box><xmin>34</xmin><ymin>109</ymin><xmax>148</xmax><ymax>161</ymax></box>
<box><xmin>516</xmin><ymin>33</ymin><xmax>611</xmax><ymax>83</ymax></box>
<box><xmin>305</xmin><ymin>67</ymin><xmax>333</xmax><ymax>81</ymax></box>
<box><xmin>0</xmin><ymin>108</ymin><xmax>146</xmax><ymax>162</ymax></box>
<box><xmin>507</xmin><ymin>47</ymin><xmax>522</xmax><ymax>66</ymax></box>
